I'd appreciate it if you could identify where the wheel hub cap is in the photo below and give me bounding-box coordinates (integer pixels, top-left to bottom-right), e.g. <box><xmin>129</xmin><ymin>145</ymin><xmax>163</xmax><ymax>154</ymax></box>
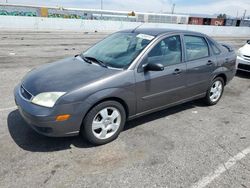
<box><xmin>104</xmin><ymin>119</ymin><xmax>111</xmax><ymax>126</ymax></box>
<box><xmin>91</xmin><ymin>107</ymin><xmax>121</xmax><ymax>140</ymax></box>
<box><xmin>209</xmin><ymin>80</ymin><xmax>223</xmax><ymax>103</ymax></box>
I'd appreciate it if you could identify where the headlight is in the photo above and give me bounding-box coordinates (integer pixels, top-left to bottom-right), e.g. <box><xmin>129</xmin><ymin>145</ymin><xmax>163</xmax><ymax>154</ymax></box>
<box><xmin>237</xmin><ymin>48</ymin><xmax>242</xmax><ymax>57</ymax></box>
<box><xmin>31</xmin><ymin>92</ymin><xmax>65</xmax><ymax>108</ymax></box>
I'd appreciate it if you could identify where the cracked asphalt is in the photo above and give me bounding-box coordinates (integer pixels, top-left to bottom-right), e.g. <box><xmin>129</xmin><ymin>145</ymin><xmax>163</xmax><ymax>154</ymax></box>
<box><xmin>0</xmin><ymin>31</ymin><xmax>250</xmax><ymax>188</ymax></box>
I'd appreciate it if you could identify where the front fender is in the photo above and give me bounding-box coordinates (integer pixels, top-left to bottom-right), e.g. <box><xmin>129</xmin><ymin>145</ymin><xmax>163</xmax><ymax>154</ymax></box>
<box><xmin>82</xmin><ymin>87</ymin><xmax>136</xmax><ymax>118</ymax></box>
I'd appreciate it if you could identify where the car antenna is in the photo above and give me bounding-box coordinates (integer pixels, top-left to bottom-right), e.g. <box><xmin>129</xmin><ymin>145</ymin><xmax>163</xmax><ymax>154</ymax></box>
<box><xmin>132</xmin><ymin>23</ymin><xmax>144</xmax><ymax>33</ymax></box>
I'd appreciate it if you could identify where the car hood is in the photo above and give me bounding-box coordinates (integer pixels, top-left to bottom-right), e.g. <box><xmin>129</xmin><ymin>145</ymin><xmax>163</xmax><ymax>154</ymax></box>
<box><xmin>22</xmin><ymin>56</ymin><xmax>120</xmax><ymax>96</ymax></box>
<box><xmin>240</xmin><ymin>43</ymin><xmax>250</xmax><ymax>56</ymax></box>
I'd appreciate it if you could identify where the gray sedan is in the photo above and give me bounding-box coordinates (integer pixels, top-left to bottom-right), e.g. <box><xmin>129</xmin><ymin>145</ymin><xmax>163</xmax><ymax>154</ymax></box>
<box><xmin>14</xmin><ymin>28</ymin><xmax>236</xmax><ymax>145</ymax></box>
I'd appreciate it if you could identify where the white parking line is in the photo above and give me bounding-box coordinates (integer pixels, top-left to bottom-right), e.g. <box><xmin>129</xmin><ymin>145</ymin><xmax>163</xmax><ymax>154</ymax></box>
<box><xmin>191</xmin><ymin>146</ymin><xmax>250</xmax><ymax>188</ymax></box>
<box><xmin>0</xmin><ymin>106</ymin><xmax>17</xmax><ymax>112</ymax></box>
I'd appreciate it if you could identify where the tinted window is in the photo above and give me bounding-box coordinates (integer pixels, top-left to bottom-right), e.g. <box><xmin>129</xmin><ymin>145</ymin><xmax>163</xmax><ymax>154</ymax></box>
<box><xmin>147</xmin><ymin>35</ymin><xmax>182</xmax><ymax>66</ymax></box>
<box><xmin>184</xmin><ymin>35</ymin><xmax>209</xmax><ymax>61</ymax></box>
<box><xmin>207</xmin><ymin>38</ymin><xmax>221</xmax><ymax>55</ymax></box>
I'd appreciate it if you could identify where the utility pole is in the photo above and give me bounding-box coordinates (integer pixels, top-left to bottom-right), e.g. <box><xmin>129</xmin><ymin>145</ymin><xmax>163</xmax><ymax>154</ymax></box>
<box><xmin>242</xmin><ymin>9</ymin><xmax>247</xmax><ymax>20</ymax></box>
<box><xmin>100</xmin><ymin>0</ymin><xmax>103</xmax><ymax>19</ymax></box>
<box><xmin>6</xmin><ymin>0</ymin><xmax>8</xmax><ymax>3</ymax></box>
<box><xmin>101</xmin><ymin>0</ymin><xmax>103</xmax><ymax>10</ymax></box>
<box><xmin>171</xmin><ymin>3</ymin><xmax>175</xmax><ymax>14</ymax></box>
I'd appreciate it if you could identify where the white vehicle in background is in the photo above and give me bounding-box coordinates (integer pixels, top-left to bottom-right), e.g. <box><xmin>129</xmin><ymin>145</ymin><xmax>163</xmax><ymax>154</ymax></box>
<box><xmin>237</xmin><ymin>40</ymin><xmax>250</xmax><ymax>72</ymax></box>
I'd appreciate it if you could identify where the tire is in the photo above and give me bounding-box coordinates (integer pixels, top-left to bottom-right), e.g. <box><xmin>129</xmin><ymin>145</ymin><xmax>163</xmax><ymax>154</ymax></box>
<box><xmin>81</xmin><ymin>101</ymin><xmax>126</xmax><ymax>145</ymax></box>
<box><xmin>204</xmin><ymin>77</ymin><xmax>224</xmax><ymax>106</ymax></box>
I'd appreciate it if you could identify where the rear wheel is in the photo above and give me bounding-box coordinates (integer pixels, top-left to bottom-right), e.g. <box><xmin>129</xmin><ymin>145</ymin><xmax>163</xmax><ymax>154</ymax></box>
<box><xmin>81</xmin><ymin>101</ymin><xmax>126</xmax><ymax>145</ymax></box>
<box><xmin>204</xmin><ymin>77</ymin><xmax>224</xmax><ymax>105</ymax></box>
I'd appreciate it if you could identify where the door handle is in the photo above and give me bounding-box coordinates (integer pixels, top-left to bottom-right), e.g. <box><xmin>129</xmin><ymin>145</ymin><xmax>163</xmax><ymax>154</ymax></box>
<box><xmin>173</xmin><ymin>68</ymin><xmax>182</xmax><ymax>75</ymax></box>
<box><xmin>207</xmin><ymin>60</ymin><xmax>214</xmax><ymax>66</ymax></box>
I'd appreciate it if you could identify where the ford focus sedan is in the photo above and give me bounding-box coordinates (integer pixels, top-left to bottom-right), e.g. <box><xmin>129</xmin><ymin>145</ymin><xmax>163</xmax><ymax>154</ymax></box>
<box><xmin>14</xmin><ymin>28</ymin><xmax>236</xmax><ymax>145</ymax></box>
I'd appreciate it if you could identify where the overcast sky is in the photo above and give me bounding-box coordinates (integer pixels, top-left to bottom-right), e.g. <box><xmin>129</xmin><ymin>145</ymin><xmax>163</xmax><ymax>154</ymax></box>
<box><xmin>1</xmin><ymin>0</ymin><xmax>249</xmax><ymax>17</ymax></box>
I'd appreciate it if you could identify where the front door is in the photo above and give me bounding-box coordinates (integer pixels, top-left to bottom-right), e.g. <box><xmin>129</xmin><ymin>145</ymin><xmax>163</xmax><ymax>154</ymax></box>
<box><xmin>135</xmin><ymin>35</ymin><xmax>187</xmax><ymax>114</ymax></box>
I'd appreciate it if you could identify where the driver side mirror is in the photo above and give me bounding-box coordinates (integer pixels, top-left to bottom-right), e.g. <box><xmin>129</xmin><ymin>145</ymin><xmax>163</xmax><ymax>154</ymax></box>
<box><xmin>247</xmin><ymin>40</ymin><xmax>250</xmax><ymax>44</ymax></box>
<box><xmin>142</xmin><ymin>62</ymin><xmax>164</xmax><ymax>72</ymax></box>
<box><xmin>138</xmin><ymin>55</ymin><xmax>164</xmax><ymax>72</ymax></box>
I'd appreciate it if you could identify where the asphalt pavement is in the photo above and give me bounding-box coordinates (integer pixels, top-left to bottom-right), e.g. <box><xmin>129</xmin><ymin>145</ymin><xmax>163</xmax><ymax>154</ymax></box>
<box><xmin>0</xmin><ymin>30</ymin><xmax>250</xmax><ymax>188</ymax></box>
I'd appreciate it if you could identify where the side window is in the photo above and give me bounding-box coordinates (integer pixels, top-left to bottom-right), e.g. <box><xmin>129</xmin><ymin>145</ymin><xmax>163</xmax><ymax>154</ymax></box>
<box><xmin>147</xmin><ymin>35</ymin><xmax>182</xmax><ymax>67</ymax></box>
<box><xmin>207</xmin><ymin>38</ymin><xmax>221</xmax><ymax>55</ymax></box>
<box><xmin>184</xmin><ymin>35</ymin><xmax>209</xmax><ymax>61</ymax></box>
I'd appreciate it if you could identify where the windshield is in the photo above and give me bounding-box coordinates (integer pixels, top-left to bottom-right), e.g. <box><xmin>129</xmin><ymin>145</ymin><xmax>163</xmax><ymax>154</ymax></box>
<box><xmin>83</xmin><ymin>32</ymin><xmax>154</xmax><ymax>69</ymax></box>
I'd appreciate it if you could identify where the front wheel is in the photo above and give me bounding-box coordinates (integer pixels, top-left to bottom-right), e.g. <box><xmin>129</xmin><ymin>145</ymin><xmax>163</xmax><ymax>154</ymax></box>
<box><xmin>204</xmin><ymin>77</ymin><xmax>224</xmax><ymax>105</ymax></box>
<box><xmin>81</xmin><ymin>101</ymin><xmax>126</xmax><ymax>145</ymax></box>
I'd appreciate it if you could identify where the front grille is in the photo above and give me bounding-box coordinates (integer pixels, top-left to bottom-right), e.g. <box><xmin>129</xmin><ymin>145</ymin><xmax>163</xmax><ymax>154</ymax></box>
<box><xmin>243</xmin><ymin>55</ymin><xmax>250</xmax><ymax>59</ymax></box>
<box><xmin>238</xmin><ymin>64</ymin><xmax>250</xmax><ymax>71</ymax></box>
<box><xmin>20</xmin><ymin>85</ymin><xmax>33</xmax><ymax>100</ymax></box>
<box><xmin>243</xmin><ymin>55</ymin><xmax>250</xmax><ymax>62</ymax></box>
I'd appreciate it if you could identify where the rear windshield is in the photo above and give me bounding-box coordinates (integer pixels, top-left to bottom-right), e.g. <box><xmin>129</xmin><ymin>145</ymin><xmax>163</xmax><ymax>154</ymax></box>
<box><xmin>221</xmin><ymin>44</ymin><xmax>233</xmax><ymax>52</ymax></box>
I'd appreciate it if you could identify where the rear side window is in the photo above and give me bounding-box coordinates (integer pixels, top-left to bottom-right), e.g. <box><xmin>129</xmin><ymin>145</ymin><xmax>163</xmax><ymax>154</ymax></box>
<box><xmin>207</xmin><ymin>38</ymin><xmax>221</xmax><ymax>55</ymax></box>
<box><xmin>184</xmin><ymin>35</ymin><xmax>209</xmax><ymax>61</ymax></box>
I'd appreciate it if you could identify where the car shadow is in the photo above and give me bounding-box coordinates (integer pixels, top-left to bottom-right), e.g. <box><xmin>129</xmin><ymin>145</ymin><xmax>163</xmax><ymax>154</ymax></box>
<box><xmin>236</xmin><ymin>70</ymin><xmax>250</xmax><ymax>79</ymax></box>
<box><xmin>124</xmin><ymin>99</ymin><xmax>204</xmax><ymax>131</ymax></box>
<box><xmin>7</xmin><ymin>110</ymin><xmax>94</xmax><ymax>152</ymax></box>
<box><xmin>8</xmin><ymin>100</ymin><xmax>203</xmax><ymax>152</ymax></box>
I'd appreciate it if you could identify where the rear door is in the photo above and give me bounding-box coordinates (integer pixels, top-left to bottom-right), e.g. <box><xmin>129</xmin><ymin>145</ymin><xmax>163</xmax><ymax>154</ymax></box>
<box><xmin>183</xmin><ymin>35</ymin><xmax>217</xmax><ymax>97</ymax></box>
<box><xmin>135</xmin><ymin>35</ymin><xmax>187</xmax><ymax>114</ymax></box>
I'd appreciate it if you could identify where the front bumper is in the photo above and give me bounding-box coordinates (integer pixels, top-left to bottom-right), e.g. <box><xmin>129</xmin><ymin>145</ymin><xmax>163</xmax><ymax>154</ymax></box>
<box><xmin>14</xmin><ymin>84</ymin><xmax>88</xmax><ymax>137</ymax></box>
<box><xmin>237</xmin><ymin>56</ymin><xmax>250</xmax><ymax>72</ymax></box>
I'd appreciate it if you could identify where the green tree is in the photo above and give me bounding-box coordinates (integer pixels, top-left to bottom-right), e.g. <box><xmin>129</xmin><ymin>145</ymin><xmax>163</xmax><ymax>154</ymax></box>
<box><xmin>217</xmin><ymin>14</ymin><xmax>227</xmax><ymax>19</ymax></box>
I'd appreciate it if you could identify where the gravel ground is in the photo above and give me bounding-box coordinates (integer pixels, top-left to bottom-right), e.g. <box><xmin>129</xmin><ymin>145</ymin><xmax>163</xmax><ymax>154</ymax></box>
<box><xmin>0</xmin><ymin>30</ymin><xmax>250</xmax><ymax>188</ymax></box>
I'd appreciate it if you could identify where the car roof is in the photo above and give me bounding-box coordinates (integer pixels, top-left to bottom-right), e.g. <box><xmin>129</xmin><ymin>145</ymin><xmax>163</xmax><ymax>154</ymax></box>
<box><xmin>119</xmin><ymin>28</ymin><xmax>204</xmax><ymax>37</ymax></box>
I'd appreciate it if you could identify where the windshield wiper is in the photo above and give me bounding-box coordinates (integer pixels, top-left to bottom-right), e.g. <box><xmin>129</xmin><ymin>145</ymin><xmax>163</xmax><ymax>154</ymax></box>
<box><xmin>76</xmin><ymin>54</ymin><xmax>92</xmax><ymax>64</ymax></box>
<box><xmin>84</xmin><ymin>56</ymin><xmax>108</xmax><ymax>68</ymax></box>
<box><xmin>76</xmin><ymin>54</ymin><xmax>108</xmax><ymax>68</ymax></box>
